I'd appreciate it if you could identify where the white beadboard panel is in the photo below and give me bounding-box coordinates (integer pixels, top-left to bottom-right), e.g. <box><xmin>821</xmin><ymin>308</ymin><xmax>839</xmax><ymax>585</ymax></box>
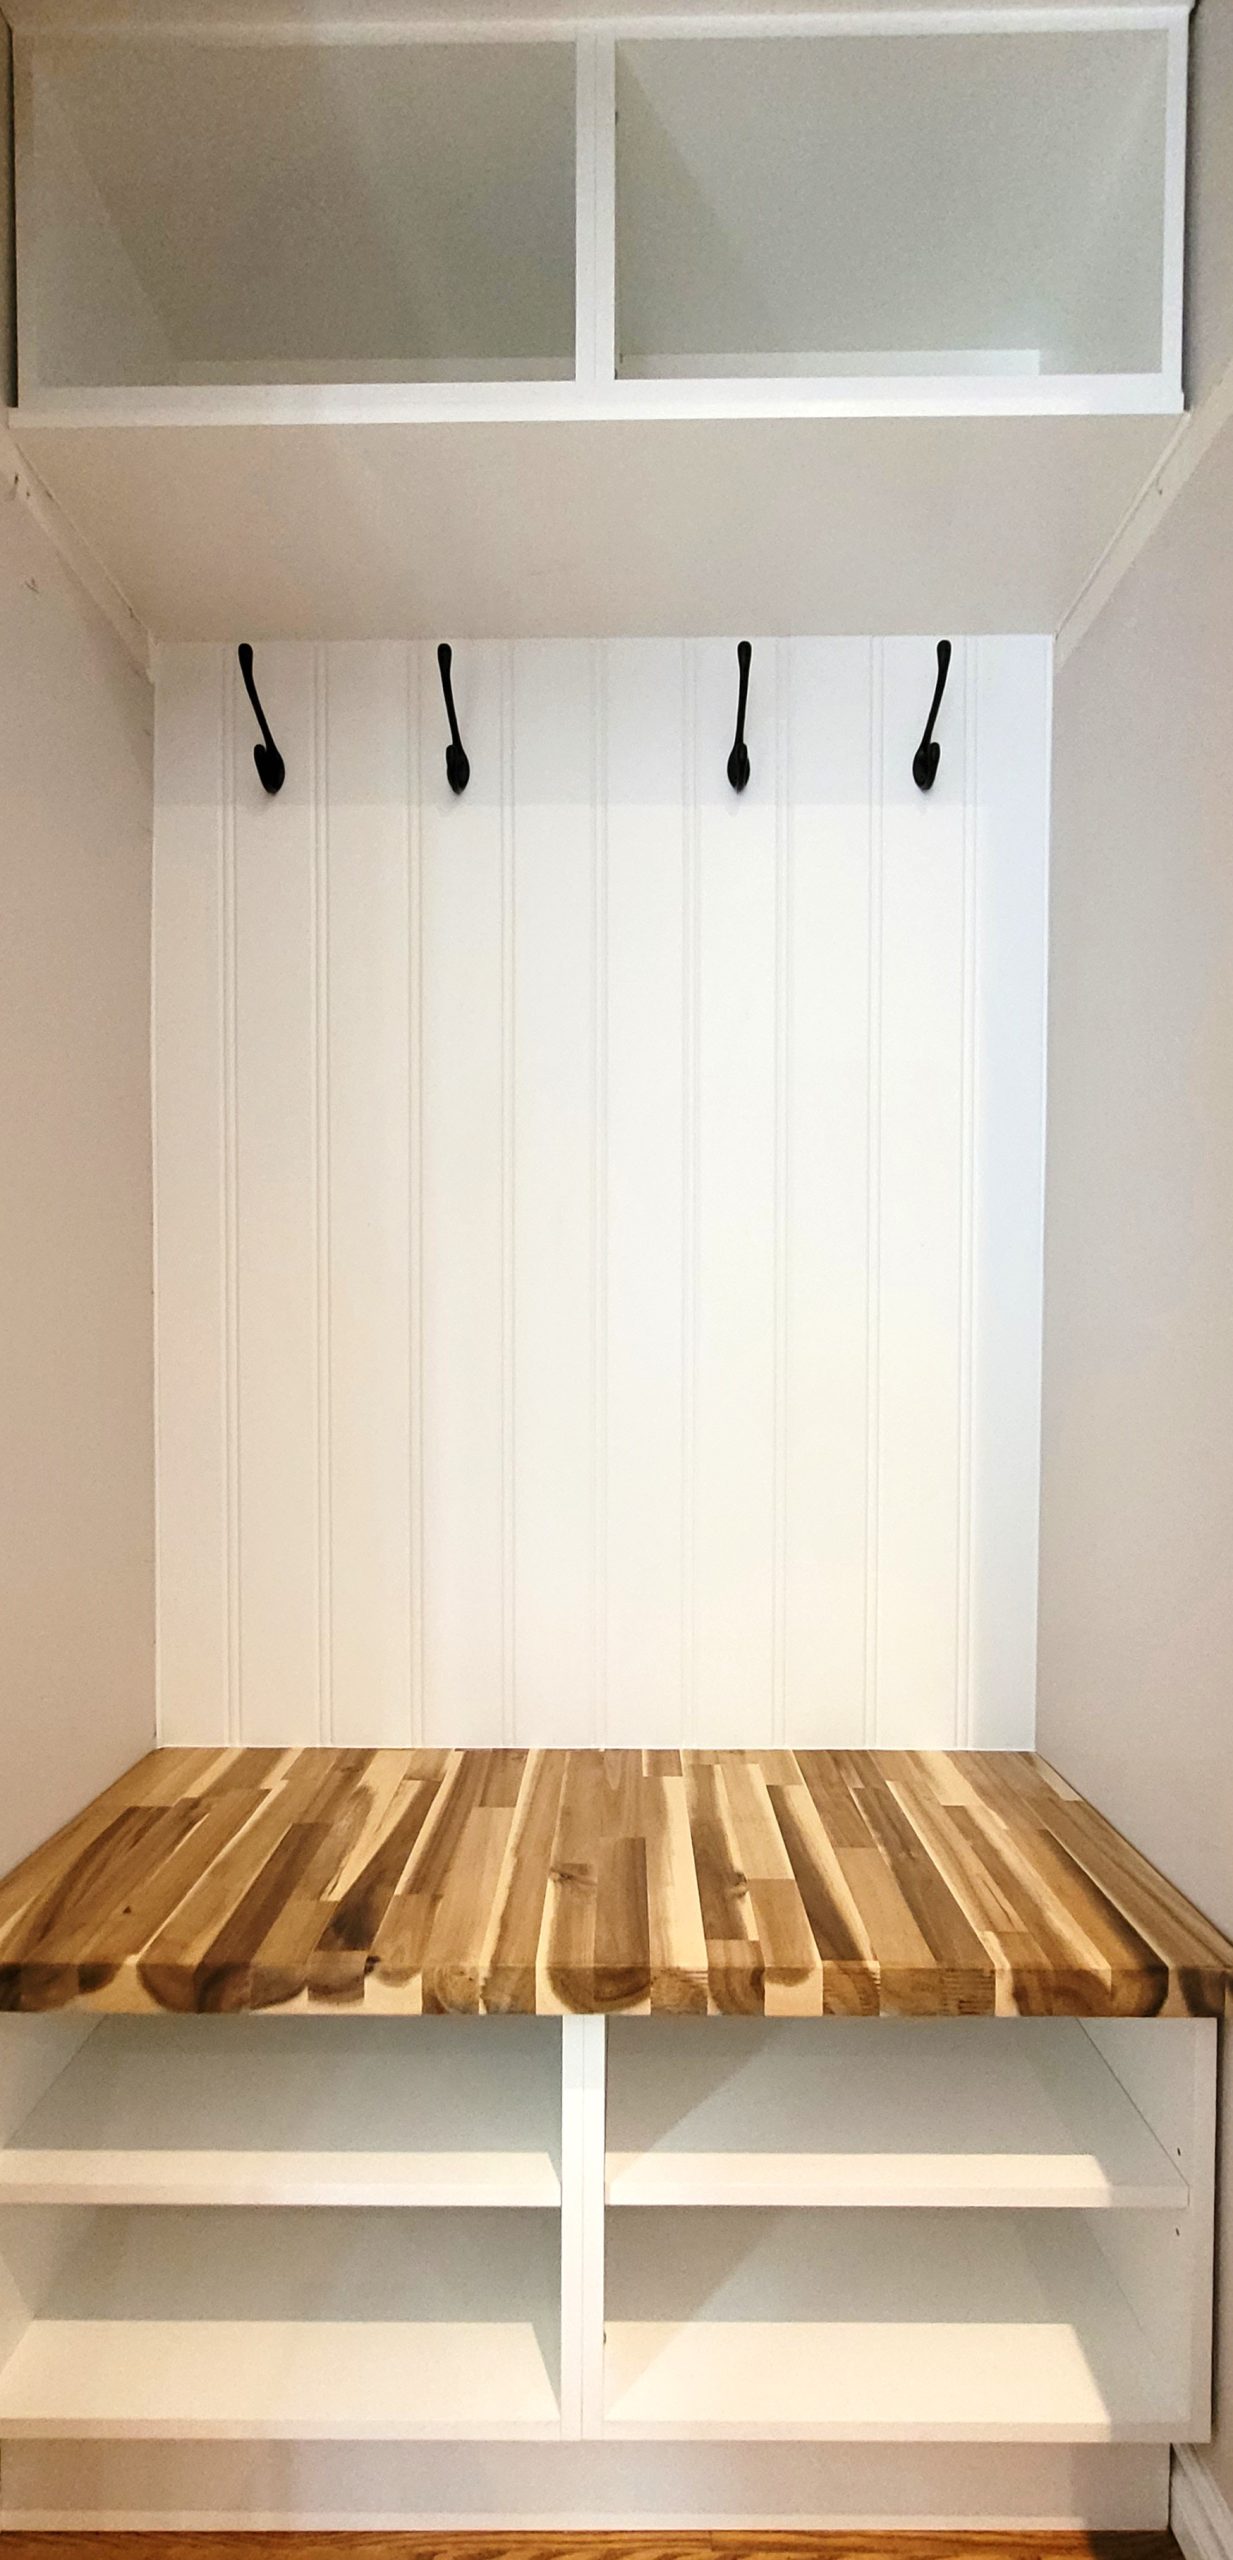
<box><xmin>781</xmin><ymin>639</ymin><xmax>875</xmax><ymax>1746</ymax></box>
<box><xmin>872</xmin><ymin>638</ymin><xmax>970</xmax><ymax>1746</ymax></box>
<box><xmin>689</xmin><ymin>641</ymin><xmax>780</xmax><ymax>1745</ymax></box>
<box><xmin>154</xmin><ymin>636</ymin><xmax>1048</xmax><ymax>1751</ymax></box>
<box><xmin>510</xmin><ymin>644</ymin><xmax>602</xmax><ymax>1745</ymax></box>
<box><xmin>603</xmin><ymin>644</ymin><xmax>687</xmax><ymax>1747</ymax></box>
<box><xmin>418</xmin><ymin>643</ymin><xmax>511</xmax><ymax>1747</ymax></box>
<box><xmin>152</xmin><ymin>645</ymin><xmax>228</xmax><ymax>1747</ymax></box>
<box><xmin>232</xmin><ymin>646</ymin><xmax>321</xmax><ymax>1745</ymax></box>
<box><xmin>320</xmin><ymin>643</ymin><xmax>414</xmax><ymax>1748</ymax></box>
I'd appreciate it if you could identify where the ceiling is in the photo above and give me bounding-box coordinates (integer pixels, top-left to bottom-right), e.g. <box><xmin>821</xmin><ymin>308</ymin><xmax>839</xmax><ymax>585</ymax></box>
<box><xmin>11</xmin><ymin>410</ymin><xmax>1176</xmax><ymax>639</ymax></box>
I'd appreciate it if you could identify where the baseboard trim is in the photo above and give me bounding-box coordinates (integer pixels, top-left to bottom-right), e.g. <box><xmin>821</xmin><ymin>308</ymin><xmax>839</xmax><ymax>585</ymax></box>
<box><xmin>1172</xmin><ymin>2447</ymin><xmax>1233</xmax><ymax>2560</ymax></box>
<box><xmin>0</xmin><ymin>2440</ymin><xmax>1171</xmax><ymax>2536</ymax></box>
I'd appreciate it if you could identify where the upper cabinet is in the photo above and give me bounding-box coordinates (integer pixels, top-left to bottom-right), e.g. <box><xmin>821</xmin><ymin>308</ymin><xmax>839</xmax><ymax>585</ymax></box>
<box><xmin>12</xmin><ymin>4</ymin><xmax>1189</xmax><ymax>422</ymax></box>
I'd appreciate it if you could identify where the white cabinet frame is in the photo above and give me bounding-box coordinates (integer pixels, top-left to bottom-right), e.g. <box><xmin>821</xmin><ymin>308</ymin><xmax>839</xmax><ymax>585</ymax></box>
<box><xmin>11</xmin><ymin>0</ymin><xmax>1191</xmax><ymax>425</ymax></box>
<box><xmin>0</xmin><ymin>2009</ymin><xmax>1216</xmax><ymax>2451</ymax></box>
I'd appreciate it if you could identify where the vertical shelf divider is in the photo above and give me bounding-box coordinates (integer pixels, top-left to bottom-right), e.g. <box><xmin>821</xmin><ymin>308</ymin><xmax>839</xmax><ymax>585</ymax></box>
<box><xmin>560</xmin><ymin>2014</ymin><xmax>607</xmax><ymax>2440</ymax></box>
<box><xmin>575</xmin><ymin>33</ymin><xmax>617</xmax><ymax>395</ymax></box>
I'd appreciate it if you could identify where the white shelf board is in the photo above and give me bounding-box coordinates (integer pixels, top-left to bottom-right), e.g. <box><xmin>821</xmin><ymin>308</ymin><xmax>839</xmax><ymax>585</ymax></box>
<box><xmin>7</xmin><ymin>369</ymin><xmax>1182</xmax><ymax>423</ymax></box>
<box><xmin>606</xmin><ymin>2019</ymin><xmax>1188</xmax><ymax>2209</ymax></box>
<box><xmin>603</xmin><ymin>2209</ymin><xmax>1186</xmax><ymax>2442</ymax></box>
<box><xmin>0</xmin><ymin>2208</ymin><xmax>562</xmax><ymax>2439</ymax></box>
<box><xmin>0</xmin><ymin>2017</ymin><xmax>561</xmax><ymax>2207</ymax></box>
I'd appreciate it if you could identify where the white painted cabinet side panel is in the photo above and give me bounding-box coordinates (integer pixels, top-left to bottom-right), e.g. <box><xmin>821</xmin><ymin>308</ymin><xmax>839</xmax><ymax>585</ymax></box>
<box><xmin>154</xmin><ymin>636</ymin><xmax>1047</xmax><ymax>1752</ymax></box>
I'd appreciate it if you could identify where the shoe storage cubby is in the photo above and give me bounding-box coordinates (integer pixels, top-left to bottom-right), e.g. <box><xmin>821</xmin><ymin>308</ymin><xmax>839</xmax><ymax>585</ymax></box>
<box><xmin>601</xmin><ymin>2014</ymin><xmax>1213</xmax><ymax>2446</ymax></box>
<box><xmin>12</xmin><ymin>5</ymin><xmax>1187</xmax><ymax>418</ymax></box>
<box><xmin>0</xmin><ymin>2016</ymin><xmax>563</xmax><ymax>2207</ymax></box>
<box><xmin>603</xmin><ymin>2208</ymin><xmax>1185</xmax><ymax>2440</ymax></box>
<box><xmin>0</xmin><ymin>2010</ymin><xmax>1213</xmax><ymax>2447</ymax></box>
<box><xmin>0</xmin><ymin>2207</ymin><xmax>563</xmax><ymax>2440</ymax></box>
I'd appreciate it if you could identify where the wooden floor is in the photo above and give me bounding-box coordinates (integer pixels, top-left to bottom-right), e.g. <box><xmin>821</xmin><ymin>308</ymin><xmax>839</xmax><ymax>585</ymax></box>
<box><xmin>0</xmin><ymin>2533</ymin><xmax>1184</xmax><ymax>2560</ymax></box>
<box><xmin>0</xmin><ymin>1745</ymin><xmax>1228</xmax><ymax>2018</ymax></box>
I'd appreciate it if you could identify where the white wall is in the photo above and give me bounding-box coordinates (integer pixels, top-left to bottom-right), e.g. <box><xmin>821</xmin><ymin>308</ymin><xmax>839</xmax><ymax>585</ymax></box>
<box><xmin>1039</xmin><ymin>407</ymin><xmax>1233</xmax><ymax>2516</ymax></box>
<box><xmin>154</xmin><ymin>634</ymin><xmax>1048</xmax><ymax>1751</ymax></box>
<box><xmin>0</xmin><ymin>448</ymin><xmax>155</xmax><ymax>1872</ymax></box>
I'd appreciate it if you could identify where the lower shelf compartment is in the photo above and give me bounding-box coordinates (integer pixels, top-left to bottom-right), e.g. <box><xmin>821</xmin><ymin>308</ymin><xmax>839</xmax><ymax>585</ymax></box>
<box><xmin>0</xmin><ymin>2209</ymin><xmax>562</xmax><ymax>2440</ymax></box>
<box><xmin>605</xmin><ymin>2017</ymin><xmax>1187</xmax><ymax>2209</ymax></box>
<box><xmin>603</xmin><ymin>2210</ymin><xmax>1184</xmax><ymax>2442</ymax></box>
<box><xmin>0</xmin><ymin>2016</ymin><xmax>561</xmax><ymax>2207</ymax></box>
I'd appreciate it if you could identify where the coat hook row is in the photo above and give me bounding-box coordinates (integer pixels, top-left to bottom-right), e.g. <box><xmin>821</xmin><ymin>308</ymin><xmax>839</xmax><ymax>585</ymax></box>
<box><xmin>235</xmin><ymin>638</ymin><xmax>950</xmax><ymax>803</ymax></box>
<box><xmin>237</xmin><ymin>643</ymin><xmax>285</xmax><ymax>796</ymax></box>
<box><xmin>727</xmin><ymin>637</ymin><xmax>952</xmax><ymax>797</ymax></box>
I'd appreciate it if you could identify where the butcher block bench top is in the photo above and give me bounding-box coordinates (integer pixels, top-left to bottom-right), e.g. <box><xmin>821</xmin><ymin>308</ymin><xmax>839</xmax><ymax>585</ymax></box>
<box><xmin>0</xmin><ymin>1746</ymin><xmax>1228</xmax><ymax>2019</ymax></box>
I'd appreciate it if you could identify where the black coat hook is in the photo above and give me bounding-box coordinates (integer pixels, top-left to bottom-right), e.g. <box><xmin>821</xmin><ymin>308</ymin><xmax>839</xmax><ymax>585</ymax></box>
<box><xmin>912</xmin><ymin>640</ymin><xmax>952</xmax><ymax>793</ymax></box>
<box><xmin>237</xmin><ymin>643</ymin><xmax>285</xmax><ymax>795</ymax></box>
<box><xmin>437</xmin><ymin>643</ymin><xmax>470</xmax><ymax>795</ymax></box>
<box><xmin>727</xmin><ymin>640</ymin><xmax>752</xmax><ymax>793</ymax></box>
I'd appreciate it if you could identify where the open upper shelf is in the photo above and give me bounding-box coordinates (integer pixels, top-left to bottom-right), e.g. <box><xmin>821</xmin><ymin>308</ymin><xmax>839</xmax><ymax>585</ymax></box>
<box><xmin>614</xmin><ymin>28</ymin><xmax>1174</xmax><ymax>391</ymax></box>
<box><xmin>11</xmin><ymin>2</ymin><xmax>1188</xmax><ymax>422</ymax></box>
<box><xmin>18</xmin><ymin>37</ymin><xmax>577</xmax><ymax>391</ymax></box>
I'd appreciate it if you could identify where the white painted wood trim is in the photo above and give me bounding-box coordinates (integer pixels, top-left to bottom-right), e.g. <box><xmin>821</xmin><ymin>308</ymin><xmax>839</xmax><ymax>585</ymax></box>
<box><xmin>560</xmin><ymin>2014</ymin><xmax>606</xmax><ymax>2441</ymax></box>
<box><xmin>7</xmin><ymin>370</ymin><xmax>1183</xmax><ymax>428</ymax></box>
<box><xmin>1158</xmin><ymin>7</ymin><xmax>1188</xmax><ymax>404</ymax></box>
<box><xmin>1179</xmin><ymin>2023</ymin><xmax>1218</xmax><ymax>2443</ymax></box>
<box><xmin>575</xmin><ymin>34</ymin><xmax>616</xmax><ymax>390</ymax></box>
<box><xmin>0</xmin><ymin>2438</ymin><xmax>1174</xmax><ymax>2535</ymax></box>
<box><xmin>1057</xmin><ymin>354</ymin><xmax>1233</xmax><ymax>667</ymax></box>
<box><xmin>0</xmin><ymin>418</ymin><xmax>148</xmax><ymax>668</ymax></box>
<box><xmin>2</xmin><ymin>7</ymin><xmax>1193</xmax><ymax>43</ymax></box>
<box><xmin>1173</xmin><ymin>2446</ymin><xmax>1233</xmax><ymax>2560</ymax></box>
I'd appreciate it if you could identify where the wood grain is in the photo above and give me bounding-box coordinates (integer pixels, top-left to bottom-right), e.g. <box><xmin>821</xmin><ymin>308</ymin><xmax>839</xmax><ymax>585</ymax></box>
<box><xmin>0</xmin><ymin>2533</ymin><xmax>1185</xmax><ymax>2560</ymax></box>
<box><xmin>0</xmin><ymin>1751</ymin><xmax>1227</xmax><ymax>2018</ymax></box>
